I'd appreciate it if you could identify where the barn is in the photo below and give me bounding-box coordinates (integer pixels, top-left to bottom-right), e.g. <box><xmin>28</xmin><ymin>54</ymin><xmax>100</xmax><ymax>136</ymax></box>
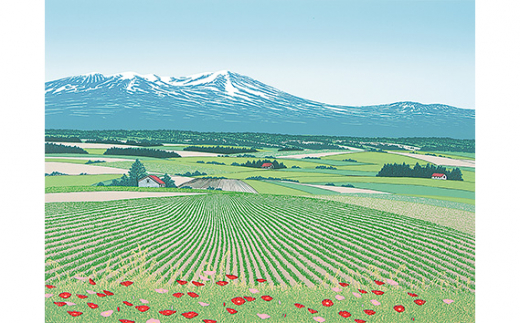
<box><xmin>431</xmin><ymin>173</ymin><xmax>447</xmax><ymax>180</ymax></box>
<box><xmin>261</xmin><ymin>162</ymin><xmax>273</xmax><ymax>169</ymax></box>
<box><xmin>138</xmin><ymin>175</ymin><xmax>166</xmax><ymax>187</ymax></box>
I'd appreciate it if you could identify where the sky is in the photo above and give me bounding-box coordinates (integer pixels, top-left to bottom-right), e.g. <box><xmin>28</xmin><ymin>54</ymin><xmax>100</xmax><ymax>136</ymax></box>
<box><xmin>45</xmin><ymin>0</ymin><xmax>475</xmax><ymax>108</ymax></box>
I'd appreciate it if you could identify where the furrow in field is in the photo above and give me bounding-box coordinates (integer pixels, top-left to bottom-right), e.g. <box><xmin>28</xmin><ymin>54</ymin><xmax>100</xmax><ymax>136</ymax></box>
<box><xmin>226</xmin><ymin>196</ymin><xmax>280</xmax><ymax>285</ymax></box>
<box><xmin>285</xmin><ymin>202</ymin><xmax>476</xmax><ymax>277</ymax></box>
<box><xmin>258</xmin><ymin>200</ymin><xmax>474</xmax><ymax>286</ymax></box>
<box><xmin>46</xmin><ymin>198</ymin><xmax>202</xmax><ymax>280</ymax></box>
<box><xmin>226</xmin><ymin>197</ymin><xmax>296</xmax><ymax>286</ymax></box>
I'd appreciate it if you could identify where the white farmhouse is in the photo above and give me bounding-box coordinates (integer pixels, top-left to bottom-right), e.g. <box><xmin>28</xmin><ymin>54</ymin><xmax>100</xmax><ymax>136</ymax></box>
<box><xmin>138</xmin><ymin>175</ymin><xmax>166</xmax><ymax>187</ymax></box>
<box><xmin>431</xmin><ymin>173</ymin><xmax>447</xmax><ymax>180</ymax></box>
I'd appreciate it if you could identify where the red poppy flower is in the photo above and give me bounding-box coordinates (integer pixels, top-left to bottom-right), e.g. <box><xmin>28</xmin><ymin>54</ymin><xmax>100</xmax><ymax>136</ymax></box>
<box><xmin>182</xmin><ymin>311</ymin><xmax>199</xmax><ymax>319</ymax></box>
<box><xmin>364</xmin><ymin>310</ymin><xmax>376</xmax><ymax>315</ymax></box>
<box><xmin>53</xmin><ymin>302</ymin><xmax>66</xmax><ymax>307</ymax></box>
<box><xmin>45</xmin><ymin>285</ymin><xmax>56</xmax><ymax>289</ymax></box>
<box><xmin>339</xmin><ymin>283</ymin><xmax>349</xmax><ymax>287</ymax></box>
<box><xmin>119</xmin><ymin>320</ymin><xmax>135</xmax><ymax>323</ymax></box>
<box><xmin>123</xmin><ymin>301</ymin><xmax>133</xmax><ymax>306</ymax></box>
<box><xmin>261</xmin><ymin>295</ymin><xmax>273</xmax><ymax>301</ymax></box>
<box><xmin>87</xmin><ymin>303</ymin><xmax>98</xmax><ymax>309</ymax></box>
<box><xmin>322</xmin><ymin>299</ymin><xmax>334</xmax><ymax>307</ymax></box>
<box><xmin>226</xmin><ymin>308</ymin><xmax>237</xmax><ymax>314</ymax></box>
<box><xmin>89</xmin><ymin>278</ymin><xmax>96</xmax><ymax>285</ymax></box>
<box><xmin>231</xmin><ymin>297</ymin><xmax>245</xmax><ymax>305</ymax></box>
<box><xmin>226</xmin><ymin>274</ymin><xmax>238</xmax><ymax>280</ymax></box>
<box><xmin>159</xmin><ymin>310</ymin><xmax>176</xmax><ymax>316</ymax></box>
<box><xmin>294</xmin><ymin>303</ymin><xmax>305</xmax><ymax>309</ymax></box>
<box><xmin>372</xmin><ymin>290</ymin><xmax>384</xmax><ymax>295</ymax></box>
<box><xmin>187</xmin><ymin>292</ymin><xmax>199</xmax><ymax>298</ymax></box>
<box><xmin>308</xmin><ymin>308</ymin><xmax>318</xmax><ymax>314</ymax></box>
<box><xmin>192</xmin><ymin>281</ymin><xmax>204</xmax><ymax>287</ymax></box>
<box><xmin>117</xmin><ymin>307</ymin><xmax>120</xmax><ymax>312</ymax></box>
<box><xmin>67</xmin><ymin>311</ymin><xmax>83</xmax><ymax>317</ymax></box>
<box><xmin>216</xmin><ymin>281</ymin><xmax>228</xmax><ymax>286</ymax></box>
<box><xmin>414</xmin><ymin>299</ymin><xmax>426</xmax><ymax>306</ymax></box>
<box><xmin>203</xmin><ymin>320</ymin><xmax>217</xmax><ymax>323</ymax></box>
<box><xmin>135</xmin><ymin>305</ymin><xmax>150</xmax><ymax>312</ymax></box>
<box><xmin>76</xmin><ymin>294</ymin><xmax>87</xmax><ymax>299</ymax></box>
<box><xmin>358</xmin><ymin>289</ymin><xmax>368</xmax><ymax>294</ymax></box>
<box><xmin>394</xmin><ymin>305</ymin><xmax>405</xmax><ymax>313</ymax></box>
<box><xmin>103</xmin><ymin>290</ymin><xmax>114</xmax><ymax>296</ymax></box>
<box><xmin>354</xmin><ymin>320</ymin><xmax>366</xmax><ymax>323</ymax></box>
<box><xmin>120</xmin><ymin>281</ymin><xmax>133</xmax><ymax>287</ymax></box>
<box><xmin>244</xmin><ymin>296</ymin><xmax>255</xmax><ymax>302</ymax></box>
<box><xmin>338</xmin><ymin>311</ymin><xmax>351</xmax><ymax>318</ymax></box>
<box><xmin>59</xmin><ymin>292</ymin><xmax>72</xmax><ymax>299</ymax></box>
<box><xmin>408</xmin><ymin>292</ymin><xmax>418</xmax><ymax>297</ymax></box>
<box><xmin>256</xmin><ymin>278</ymin><xmax>266</xmax><ymax>283</ymax></box>
<box><xmin>172</xmin><ymin>292</ymin><xmax>184</xmax><ymax>298</ymax></box>
<box><xmin>374</xmin><ymin>280</ymin><xmax>385</xmax><ymax>285</ymax></box>
<box><xmin>96</xmin><ymin>292</ymin><xmax>107</xmax><ymax>297</ymax></box>
<box><xmin>176</xmin><ymin>280</ymin><xmax>188</xmax><ymax>285</ymax></box>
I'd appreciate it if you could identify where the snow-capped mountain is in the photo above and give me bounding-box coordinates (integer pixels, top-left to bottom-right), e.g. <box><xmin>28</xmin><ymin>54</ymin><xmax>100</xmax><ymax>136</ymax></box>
<box><xmin>45</xmin><ymin>70</ymin><xmax>475</xmax><ymax>138</ymax></box>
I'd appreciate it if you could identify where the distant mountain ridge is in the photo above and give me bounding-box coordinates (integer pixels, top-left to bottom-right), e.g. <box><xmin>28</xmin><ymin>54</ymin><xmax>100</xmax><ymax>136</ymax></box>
<box><xmin>45</xmin><ymin>70</ymin><xmax>475</xmax><ymax>138</ymax></box>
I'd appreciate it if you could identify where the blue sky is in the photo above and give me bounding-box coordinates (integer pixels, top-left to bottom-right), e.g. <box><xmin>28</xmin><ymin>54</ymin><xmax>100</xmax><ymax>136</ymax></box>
<box><xmin>46</xmin><ymin>0</ymin><xmax>475</xmax><ymax>108</ymax></box>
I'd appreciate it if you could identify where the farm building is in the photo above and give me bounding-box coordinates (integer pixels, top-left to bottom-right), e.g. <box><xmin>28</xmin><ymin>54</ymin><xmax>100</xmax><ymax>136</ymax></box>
<box><xmin>262</xmin><ymin>162</ymin><xmax>273</xmax><ymax>169</ymax></box>
<box><xmin>431</xmin><ymin>173</ymin><xmax>447</xmax><ymax>180</ymax></box>
<box><xmin>138</xmin><ymin>175</ymin><xmax>166</xmax><ymax>187</ymax></box>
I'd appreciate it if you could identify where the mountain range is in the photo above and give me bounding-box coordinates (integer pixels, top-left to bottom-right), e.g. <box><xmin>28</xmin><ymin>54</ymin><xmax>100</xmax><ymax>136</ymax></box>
<box><xmin>45</xmin><ymin>70</ymin><xmax>475</xmax><ymax>138</ymax></box>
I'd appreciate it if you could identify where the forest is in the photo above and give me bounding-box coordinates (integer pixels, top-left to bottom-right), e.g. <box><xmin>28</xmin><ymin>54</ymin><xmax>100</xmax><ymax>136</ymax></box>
<box><xmin>45</xmin><ymin>129</ymin><xmax>475</xmax><ymax>152</ymax></box>
<box><xmin>104</xmin><ymin>147</ymin><xmax>180</xmax><ymax>158</ymax></box>
<box><xmin>376</xmin><ymin>162</ymin><xmax>463</xmax><ymax>181</ymax></box>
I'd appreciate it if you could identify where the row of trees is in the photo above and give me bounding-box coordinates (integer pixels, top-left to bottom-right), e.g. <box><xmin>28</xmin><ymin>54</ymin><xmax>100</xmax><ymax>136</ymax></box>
<box><xmin>376</xmin><ymin>162</ymin><xmax>463</xmax><ymax>181</ymax></box>
<box><xmin>108</xmin><ymin>159</ymin><xmax>176</xmax><ymax>187</ymax></box>
<box><xmin>45</xmin><ymin>143</ymin><xmax>88</xmax><ymax>154</ymax></box>
<box><xmin>86</xmin><ymin>138</ymin><xmax>163</xmax><ymax>147</ymax></box>
<box><xmin>45</xmin><ymin>136</ymin><xmax>82</xmax><ymax>143</ymax></box>
<box><xmin>104</xmin><ymin>147</ymin><xmax>180</xmax><ymax>158</ymax></box>
<box><xmin>231</xmin><ymin>159</ymin><xmax>287</xmax><ymax>169</ymax></box>
<box><xmin>183</xmin><ymin>145</ymin><xmax>258</xmax><ymax>154</ymax></box>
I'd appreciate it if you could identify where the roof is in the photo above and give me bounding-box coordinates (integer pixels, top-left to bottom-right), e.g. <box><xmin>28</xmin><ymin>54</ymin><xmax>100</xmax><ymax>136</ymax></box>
<box><xmin>431</xmin><ymin>173</ymin><xmax>446</xmax><ymax>177</ymax></box>
<box><xmin>262</xmin><ymin>163</ymin><xmax>273</xmax><ymax>167</ymax></box>
<box><xmin>139</xmin><ymin>175</ymin><xmax>165</xmax><ymax>185</ymax></box>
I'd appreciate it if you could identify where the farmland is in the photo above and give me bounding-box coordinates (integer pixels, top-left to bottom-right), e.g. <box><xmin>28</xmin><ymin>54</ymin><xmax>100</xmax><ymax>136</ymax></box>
<box><xmin>44</xmin><ymin>133</ymin><xmax>476</xmax><ymax>321</ymax></box>
<box><xmin>46</xmin><ymin>194</ymin><xmax>474</xmax><ymax>289</ymax></box>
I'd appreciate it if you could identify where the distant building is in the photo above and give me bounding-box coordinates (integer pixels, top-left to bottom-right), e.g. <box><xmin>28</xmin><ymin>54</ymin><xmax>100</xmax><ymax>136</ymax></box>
<box><xmin>138</xmin><ymin>175</ymin><xmax>166</xmax><ymax>187</ymax></box>
<box><xmin>261</xmin><ymin>162</ymin><xmax>273</xmax><ymax>169</ymax></box>
<box><xmin>431</xmin><ymin>173</ymin><xmax>447</xmax><ymax>180</ymax></box>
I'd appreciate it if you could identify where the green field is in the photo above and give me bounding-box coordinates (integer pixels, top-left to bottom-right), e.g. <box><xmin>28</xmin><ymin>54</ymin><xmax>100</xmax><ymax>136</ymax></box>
<box><xmin>46</xmin><ymin>148</ymin><xmax>475</xmax><ymax>203</ymax></box>
<box><xmin>45</xmin><ymin>174</ymin><xmax>122</xmax><ymax>187</ymax></box>
<box><xmin>46</xmin><ymin>194</ymin><xmax>474</xmax><ymax>288</ymax></box>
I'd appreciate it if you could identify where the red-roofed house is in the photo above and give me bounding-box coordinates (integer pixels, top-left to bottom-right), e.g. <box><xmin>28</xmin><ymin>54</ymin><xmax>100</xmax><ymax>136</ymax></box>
<box><xmin>431</xmin><ymin>173</ymin><xmax>447</xmax><ymax>180</ymax></box>
<box><xmin>138</xmin><ymin>175</ymin><xmax>166</xmax><ymax>187</ymax></box>
<box><xmin>261</xmin><ymin>162</ymin><xmax>273</xmax><ymax>169</ymax></box>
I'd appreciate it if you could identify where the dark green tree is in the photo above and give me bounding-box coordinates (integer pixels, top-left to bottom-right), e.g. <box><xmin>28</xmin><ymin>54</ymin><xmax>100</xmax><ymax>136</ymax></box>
<box><xmin>162</xmin><ymin>173</ymin><xmax>177</xmax><ymax>188</ymax></box>
<box><xmin>128</xmin><ymin>159</ymin><xmax>148</xmax><ymax>186</ymax></box>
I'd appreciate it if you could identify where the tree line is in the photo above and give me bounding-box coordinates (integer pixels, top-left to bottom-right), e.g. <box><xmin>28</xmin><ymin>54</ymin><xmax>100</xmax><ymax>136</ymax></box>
<box><xmin>45</xmin><ymin>136</ymin><xmax>82</xmax><ymax>143</ymax></box>
<box><xmin>104</xmin><ymin>147</ymin><xmax>180</xmax><ymax>158</ymax></box>
<box><xmin>86</xmin><ymin>138</ymin><xmax>163</xmax><ymax>147</ymax></box>
<box><xmin>376</xmin><ymin>162</ymin><xmax>463</xmax><ymax>181</ymax></box>
<box><xmin>231</xmin><ymin>159</ymin><xmax>287</xmax><ymax>169</ymax></box>
<box><xmin>183</xmin><ymin>145</ymin><xmax>258</xmax><ymax>154</ymax></box>
<box><xmin>45</xmin><ymin>143</ymin><xmax>88</xmax><ymax>154</ymax></box>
